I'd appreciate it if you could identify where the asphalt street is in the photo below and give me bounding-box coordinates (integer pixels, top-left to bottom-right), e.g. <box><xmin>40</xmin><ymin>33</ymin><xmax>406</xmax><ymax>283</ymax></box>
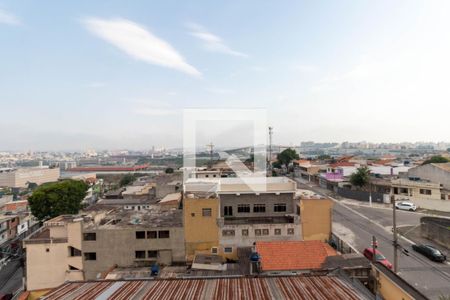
<box><xmin>0</xmin><ymin>259</ymin><xmax>22</xmax><ymax>296</ymax></box>
<box><xmin>295</xmin><ymin>178</ymin><xmax>450</xmax><ymax>299</ymax></box>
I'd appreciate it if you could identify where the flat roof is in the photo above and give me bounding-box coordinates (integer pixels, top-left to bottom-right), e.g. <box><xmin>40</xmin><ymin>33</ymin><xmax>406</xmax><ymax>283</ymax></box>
<box><xmin>184</xmin><ymin>177</ymin><xmax>297</xmax><ymax>194</ymax></box>
<box><xmin>83</xmin><ymin>206</ymin><xmax>183</xmax><ymax>230</ymax></box>
<box><xmin>41</xmin><ymin>274</ymin><xmax>371</xmax><ymax>300</ymax></box>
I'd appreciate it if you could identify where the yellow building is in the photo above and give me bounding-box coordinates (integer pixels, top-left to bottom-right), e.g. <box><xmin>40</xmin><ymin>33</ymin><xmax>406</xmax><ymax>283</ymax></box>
<box><xmin>373</xmin><ymin>263</ymin><xmax>427</xmax><ymax>300</ymax></box>
<box><xmin>183</xmin><ymin>195</ymin><xmax>220</xmax><ymax>261</ymax></box>
<box><xmin>300</xmin><ymin>198</ymin><xmax>333</xmax><ymax>242</ymax></box>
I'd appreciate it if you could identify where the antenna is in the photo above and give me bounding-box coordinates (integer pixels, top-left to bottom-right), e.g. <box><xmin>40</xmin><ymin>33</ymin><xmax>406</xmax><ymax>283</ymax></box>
<box><xmin>206</xmin><ymin>142</ymin><xmax>214</xmax><ymax>168</ymax></box>
<box><xmin>268</xmin><ymin>127</ymin><xmax>273</xmax><ymax>173</ymax></box>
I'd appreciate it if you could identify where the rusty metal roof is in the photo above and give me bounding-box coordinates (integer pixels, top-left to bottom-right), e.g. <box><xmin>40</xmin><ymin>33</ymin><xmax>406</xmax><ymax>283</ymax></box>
<box><xmin>41</xmin><ymin>275</ymin><xmax>371</xmax><ymax>300</ymax></box>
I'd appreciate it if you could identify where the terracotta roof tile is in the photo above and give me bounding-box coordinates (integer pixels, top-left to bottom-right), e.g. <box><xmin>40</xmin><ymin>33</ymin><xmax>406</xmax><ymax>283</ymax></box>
<box><xmin>256</xmin><ymin>241</ymin><xmax>337</xmax><ymax>271</ymax></box>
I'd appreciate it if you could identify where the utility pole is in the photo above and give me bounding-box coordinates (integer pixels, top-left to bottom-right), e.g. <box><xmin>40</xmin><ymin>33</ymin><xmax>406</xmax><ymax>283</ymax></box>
<box><xmin>206</xmin><ymin>142</ymin><xmax>214</xmax><ymax>168</ymax></box>
<box><xmin>372</xmin><ymin>235</ymin><xmax>378</xmax><ymax>293</ymax></box>
<box><xmin>393</xmin><ymin>198</ymin><xmax>398</xmax><ymax>273</ymax></box>
<box><xmin>369</xmin><ymin>181</ymin><xmax>372</xmax><ymax>207</ymax></box>
<box><xmin>268</xmin><ymin>126</ymin><xmax>273</xmax><ymax>174</ymax></box>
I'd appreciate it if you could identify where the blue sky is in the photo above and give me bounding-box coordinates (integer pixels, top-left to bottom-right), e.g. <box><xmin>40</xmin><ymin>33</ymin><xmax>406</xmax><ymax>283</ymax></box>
<box><xmin>0</xmin><ymin>1</ymin><xmax>449</xmax><ymax>150</ymax></box>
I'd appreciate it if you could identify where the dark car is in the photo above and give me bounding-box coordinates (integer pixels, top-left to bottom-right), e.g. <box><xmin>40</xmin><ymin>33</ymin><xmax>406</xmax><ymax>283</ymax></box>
<box><xmin>412</xmin><ymin>244</ymin><xmax>447</xmax><ymax>262</ymax></box>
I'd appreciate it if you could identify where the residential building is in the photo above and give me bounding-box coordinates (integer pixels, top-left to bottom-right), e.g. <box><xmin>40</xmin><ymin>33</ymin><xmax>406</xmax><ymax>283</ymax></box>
<box><xmin>0</xmin><ymin>166</ymin><xmax>60</xmax><ymax>188</ymax></box>
<box><xmin>24</xmin><ymin>207</ymin><xmax>185</xmax><ymax>290</ymax></box>
<box><xmin>407</xmin><ymin>162</ymin><xmax>450</xmax><ymax>190</ymax></box>
<box><xmin>122</xmin><ymin>183</ymin><xmax>156</xmax><ymax>202</ymax></box>
<box><xmin>391</xmin><ymin>178</ymin><xmax>450</xmax><ymax>211</ymax></box>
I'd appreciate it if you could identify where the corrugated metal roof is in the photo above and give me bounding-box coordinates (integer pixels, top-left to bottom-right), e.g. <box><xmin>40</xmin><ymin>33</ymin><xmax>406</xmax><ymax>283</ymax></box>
<box><xmin>41</xmin><ymin>275</ymin><xmax>371</xmax><ymax>300</ymax></box>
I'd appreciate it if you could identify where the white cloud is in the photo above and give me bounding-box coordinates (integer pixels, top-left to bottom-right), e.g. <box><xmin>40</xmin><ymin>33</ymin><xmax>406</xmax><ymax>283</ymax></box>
<box><xmin>0</xmin><ymin>8</ymin><xmax>21</xmax><ymax>26</ymax></box>
<box><xmin>187</xmin><ymin>22</ymin><xmax>248</xmax><ymax>57</ymax></box>
<box><xmin>82</xmin><ymin>17</ymin><xmax>201</xmax><ymax>76</ymax></box>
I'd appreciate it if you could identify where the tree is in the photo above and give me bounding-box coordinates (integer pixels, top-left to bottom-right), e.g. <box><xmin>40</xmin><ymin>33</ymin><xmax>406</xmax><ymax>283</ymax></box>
<box><xmin>276</xmin><ymin>148</ymin><xmax>300</xmax><ymax>169</ymax></box>
<box><xmin>422</xmin><ymin>156</ymin><xmax>449</xmax><ymax>165</ymax></box>
<box><xmin>350</xmin><ymin>166</ymin><xmax>371</xmax><ymax>188</ymax></box>
<box><xmin>165</xmin><ymin>167</ymin><xmax>174</xmax><ymax>174</ymax></box>
<box><xmin>28</xmin><ymin>180</ymin><xmax>88</xmax><ymax>221</ymax></box>
<box><xmin>120</xmin><ymin>174</ymin><xmax>136</xmax><ymax>186</ymax></box>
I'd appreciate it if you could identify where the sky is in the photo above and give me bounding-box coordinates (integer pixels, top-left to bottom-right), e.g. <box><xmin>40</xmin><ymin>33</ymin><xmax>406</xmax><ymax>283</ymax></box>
<box><xmin>0</xmin><ymin>0</ymin><xmax>449</xmax><ymax>151</ymax></box>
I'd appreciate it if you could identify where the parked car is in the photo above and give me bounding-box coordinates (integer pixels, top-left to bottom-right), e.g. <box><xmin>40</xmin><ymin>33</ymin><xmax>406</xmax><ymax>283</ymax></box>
<box><xmin>395</xmin><ymin>201</ymin><xmax>417</xmax><ymax>211</ymax></box>
<box><xmin>412</xmin><ymin>244</ymin><xmax>447</xmax><ymax>262</ymax></box>
<box><xmin>363</xmin><ymin>248</ymin><xmax>393</xmax><ymax>269</ymax></box>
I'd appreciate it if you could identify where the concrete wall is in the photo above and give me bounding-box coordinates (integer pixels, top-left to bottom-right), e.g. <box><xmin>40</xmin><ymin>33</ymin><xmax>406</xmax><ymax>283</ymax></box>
<box><xmin>421</xmin><ymin>217</ymin><xmax>450</xmax><ymax>248</ymax></box>
<box><xmin>393</xmin><ymin>195</ymin><xmax>450</xmax><ymax>212</ymax></box>
<box><xmin>300</xmin><ymin>198</ymin><xmax>333</xmax><ymax>242</ymax></box>
<box><xmin>25</xmin><ymin>242</ymin><xmax>69</xmax><ymax>291</ymax></box>
<box><xmin>183</xmin><ymin>198</ymin><xmax>219</xmax><ymax>261</ymax></box>
<box><xmin>82</xmin><ymin>226</ymin><xmax>185</xmax><ymax>280</ymax></box>
<box><xmin>337</xmin><ymin>187</ymin><xmax>385</xmax><ymax>203</ymax></box>
<box><xmin>408</xmin><ymin>163</ymin><xmax>450</xmax><ymax>190</ymax></box>
<box><xmin>374</xmin><ymin>266</ymin><xmax>415</xmax><ymax>300</ymax></box>
<box><xmin>219</xmin><ymin>193</ymin><xmax>295</xmax><ymax>218</ymax></box>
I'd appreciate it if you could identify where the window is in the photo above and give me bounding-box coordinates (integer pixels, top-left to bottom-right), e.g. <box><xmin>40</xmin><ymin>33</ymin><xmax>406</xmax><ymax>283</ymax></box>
<box><xmin>255</xmin><ymin>229</ymin><xmax>262</xmax><ymax>236</ymax></box>
<box><xmin>274</xmin><ymin>228</ymin><xmax>281</xmax><ymax>235</ymax></box>
<box><xmin>222</xmin><ymin>229</ymin><xmax>235</xmax><ymax>237</ymax></box>
<box><xmin>274</xmin><ymin>203</ymin><xmax>287</xmax><ymax>212</ymax></box>
<box><xmin>242</xmin><ymin>229</ymin><xmax>249</xmax><ymax>236</ymax></box>
<box><xmin>202</xmin><ymin>208</ymin><xmax>212</xmax><ymax>217</ymax></box>
<box><xmin>420</xmin><ymin>189</ymin><xmax>432</xmax><ymax>195</ymax></box>
<box><xmin>83</xmin><ymin>232</ymin><xmax>96</xmax><ymax>241</ymax></box>
<box><xmin>224</xmin><ymin>206</ymin><xmax>233</xmax><ymax>216</ymax></box>
<box><xmin>135</xmin><ymin>251</ymin><xmax>146</xmax><ymax>259</ymax></box>
<box><xmin>158</xmin><ymin>230</ymin><xmax>170</xmax><ymax>238</ymax></box>
<box><xmin>224</xmin><ymin>247</ymin><xmax>233</xmax><ymax>253</ymax></box>
<box><xmin>147</xmin><ymin>231</ymin><xmax>157</xmax><ymax>239</ymax></box>
<box><xmin>262</xmin><ymin>229</ymin><xmax>269</xmax><ymax>236</ymax></box>
<box><xmin>287</xmin><ymin>228</ymin><xmax>294</xmax><ymax>235</ymax></box>
<box><xmin>84</xmin><ymin>252</ymin><xmax>96</xmax><ymax>261</ymax></box>
<box><xmin>211</xmin><ymin>247</ymin><xmax>218</xmax><ymax>254</ymax></box>
<box><xmin>69</xmin><ymin>246</ymin><xmax>81</xmax><ymax>257</ymax></box>
<box><xmin>148</xmin><ymin>251</ymin><xmax>158</xmax><ymax>258</ymax></box>
<box><xmin>237</xmin><ymin>204</ymin><xmax>250</xmax><ymax>213</ymax></box>
<box><xmin>253</xmin><ymin>204</ymin><xmax>266</xmax><ymax>213</ymax></box>
<box><xmin>136</xmin><ymin>231</ymin><xmax>146</xmax><ymax>239</ymax></box>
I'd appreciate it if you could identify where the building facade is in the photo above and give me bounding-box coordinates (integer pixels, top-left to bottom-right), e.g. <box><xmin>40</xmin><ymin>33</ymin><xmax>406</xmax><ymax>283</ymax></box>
<box><xmin>0</xmin><ymin>167</ymin><xmax>60</xmax><ymax>188</ymax></box>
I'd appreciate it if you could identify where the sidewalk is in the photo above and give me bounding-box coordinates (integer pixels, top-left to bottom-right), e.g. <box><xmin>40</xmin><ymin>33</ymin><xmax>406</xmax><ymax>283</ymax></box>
<box><xmin>293</xmin><ymin>176</ymin><xmax>450</xmax><ymax>218</ymax></box>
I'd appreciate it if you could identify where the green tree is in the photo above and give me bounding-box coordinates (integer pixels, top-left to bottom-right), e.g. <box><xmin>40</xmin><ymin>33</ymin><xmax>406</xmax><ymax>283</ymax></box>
<box><xmin>422</xmin><ymin>156</ymin><xmax>449</xmax><ymax>165</ymax></box>
<box><xmin>276</xmin><ymin>148</ymin><xmax>300</xmax><ymax>169</ymax></box>
<box><xmin>28</xmin><ymin>180</ymin><xmax>88</xmax><ymax>221</ymax></box>
<box><xmin>165</xmin><ymin>167</ymin><xmax>174</xmax><ymax>174</ymax></box>
<box><xmin>350</xmin><ymin>166</ymin><xmax>371</xmax><ymax>188</ymax></box>
<box><xmin>120</xmin><ymin>174</ymin><xmax>136</xmax><ymax>186</ymax></box>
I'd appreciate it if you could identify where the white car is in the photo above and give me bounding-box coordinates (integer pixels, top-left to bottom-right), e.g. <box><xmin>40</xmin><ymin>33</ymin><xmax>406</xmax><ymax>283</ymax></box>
<box><xmin>395</xmin><ymin>201</ymin><xmax>417</xmax><ymax>211</ymax></box>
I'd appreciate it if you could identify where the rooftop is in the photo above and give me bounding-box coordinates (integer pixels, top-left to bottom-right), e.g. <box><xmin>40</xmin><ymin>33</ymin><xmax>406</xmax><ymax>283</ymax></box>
<box><xmin>184</xmin><ymin>177</ymin><xmax>297</xmax><ymax>195</ymax></box>
<box><xmin>431</xmin><ymin>162</ymin><xmax>450</xmax><ymax>172</ymax></box>
<box><xmin>83</xmin><ymin>206</ymin><xmax>183</xmax><ymax>230</ymax></box>
<box><xmin>40</xmin><ymin>274</ymin><xmax>371</xmax><ymax>300</ymax></box>
<box><xmin>256</xmin><ymin>240</ymin><xmax>337</xmax><ymax>272</ymax></box>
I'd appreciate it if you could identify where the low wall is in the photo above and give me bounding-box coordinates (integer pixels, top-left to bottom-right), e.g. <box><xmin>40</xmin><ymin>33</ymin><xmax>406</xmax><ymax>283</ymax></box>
<box><xmin>420</xmin><ymin>217</ymin><xmax>450</xmax><ymax>249</ymax></box>
<box><xmin>337</xmin><ymin>188</ymin><xmax>384</xmax><ymax>203</ymax></box>
<box><xmin>408</xmin><ymin>197</ymin><xmax>450</xmax><ymax>212</ymax></box>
